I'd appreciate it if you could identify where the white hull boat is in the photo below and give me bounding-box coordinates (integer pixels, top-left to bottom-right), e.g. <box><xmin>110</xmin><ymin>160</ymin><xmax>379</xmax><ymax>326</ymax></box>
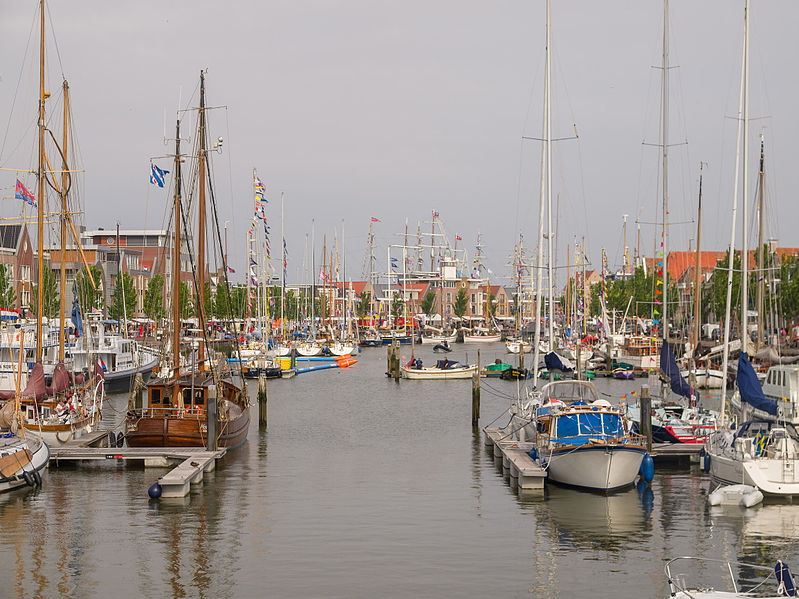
<box><xmin>419</xmin><ymin>333</ymin><xmax>457</xmax><ymax>345</ymax></box>
<box><xmin>681</xmin><ymin>367</ymin><xmax>725</xmax><ymax>389</ymax></box>
<box><xmin>666</xmin><ymin>557</ymin><xmax>796</xmax><ymax>599</ymax></box>
<box><xmin>505</xmin><ymin>340</ymin><xmax>532</xmax><ymax>354</ymax></box>
<box><xmin>542</xmin><ymin>445</ymin><xmax>646</xmax><ymax>492</ymax></box>
<box><xmin>0</xmin><ymin>435</ymin><xmax>49</xmax><ymax>493</ymax></box>
<box><xmin>463</xmin><ymin>334</ymin><xmax>501</xmax><ymax>343</ymax></box>
<box><xmin>329</xmin><ymin>342</ymin><xmax>356</xmax><ymax>356</ymax></box>
<box><xmin>401</xmin><ymin>364</ymin><xmax>477</xmax><ymax>380</ymax></box>
<box><xmin>296</xmin><ymin>342</ymin><xmax>323</xmax><ymax>357</ymax></box>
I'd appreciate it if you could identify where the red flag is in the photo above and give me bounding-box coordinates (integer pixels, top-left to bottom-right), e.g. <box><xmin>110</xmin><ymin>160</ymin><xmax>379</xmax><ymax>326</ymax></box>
<box><xmin>370</xmin><ymin>217</ymin><xmax>380</xmax><ymax>222</ymax></box>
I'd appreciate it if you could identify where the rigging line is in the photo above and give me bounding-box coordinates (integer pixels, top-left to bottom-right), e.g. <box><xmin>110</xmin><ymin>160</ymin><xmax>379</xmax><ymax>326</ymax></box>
<box><xmin>44</xmin><ymin>0</ymin><xmax>65</xmax><ymax>79</ymax></box>
<box><xmin>0</xmin><ymin>2</ymin><xmax>38</xmax><ymax>166</ymax></box>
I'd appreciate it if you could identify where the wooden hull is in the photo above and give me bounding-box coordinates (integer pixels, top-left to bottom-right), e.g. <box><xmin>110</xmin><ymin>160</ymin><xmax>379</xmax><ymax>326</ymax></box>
<box><xmin>125</xmin><ymin>406</ymin><xmax>250</xmax><ymax>448</ymax></box>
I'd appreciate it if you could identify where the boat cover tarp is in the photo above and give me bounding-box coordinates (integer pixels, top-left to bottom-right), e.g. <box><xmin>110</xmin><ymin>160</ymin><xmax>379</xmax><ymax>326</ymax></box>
<box><xmin>660</xmin><ymin>341</ymin><xmax>694</xmax><ymax>400</ymax></box>
<box><xmin>737</xmin><ymin>352</ymin><xmax>777</xmax><ymax>416</ymax></box>
<box><xmin>47</xmin><ymin>362</ymin><xmax>73</xmax><ymax>394</ymax></box>
<box><xmin>545</xmin><ymin>352</ymin><xmax>573</xmax><ymax>372</ymax></box>
<box><xmin>21</xmin><ymin>362</ymin><xmax>46</xmax><ymax>401</ymax></box>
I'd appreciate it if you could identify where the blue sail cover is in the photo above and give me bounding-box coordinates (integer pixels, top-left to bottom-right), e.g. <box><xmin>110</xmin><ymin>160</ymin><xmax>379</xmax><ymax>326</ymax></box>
<box><xmin>737</xmin><ymin>352</ymin><xmax>777</xmax><ymax>416</ymax></box>
<box><xmin>659</xmin><ymin>340</ymin><xmax>694</xmax><ymax>400</ymax></box>
<box><xmin>545</xmin><ymin>352</ymin><xmax>572</xmax><ymax>372</ymax></box>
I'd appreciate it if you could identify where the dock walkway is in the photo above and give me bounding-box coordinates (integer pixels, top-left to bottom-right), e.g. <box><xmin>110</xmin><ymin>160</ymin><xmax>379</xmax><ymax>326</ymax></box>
<box><xmin>483</xmin><ymin>428</ymin><xmax>546</xmax><ymax>490</ymax></box>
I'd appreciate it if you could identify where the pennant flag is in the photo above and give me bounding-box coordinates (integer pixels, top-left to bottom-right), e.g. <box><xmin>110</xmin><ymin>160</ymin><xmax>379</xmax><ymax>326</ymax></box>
<box><xmin>227</xmin><ymin>266</ymin><xmax>236</xmax><ymax>274</ymax></box>
<box><xmin>370</xmin><ymin>217</ymin><xmax>380</xmax><ymax>222</ymax></box>
<box><xmin>455</xmin><ymin>235</ymin><xmax>462</xmax><ymax>241</ymax></box>
<box><xmin>150</xmin><ymin>164</ymin><xmax>170</xmax><ymax>188</ymax></box>
<box><xmin>15</xmin><ymin>179</ymin><xmax>37</xmax><ymax>207</ymax></box>
<box><xmin>432</xmin><ymin>210</ymin><xmax>439</xmax><ymax>218</ymax></box>
<box><xmin>254</xmin><ymin>176</ymin><xmax>266</xmax><ymax>200</ymax></box>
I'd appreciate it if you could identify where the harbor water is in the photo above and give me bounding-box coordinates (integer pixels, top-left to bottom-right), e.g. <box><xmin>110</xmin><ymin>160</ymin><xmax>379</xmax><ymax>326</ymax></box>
<box><xmin>1</xmin><ymin>344</ymin><xmax>798</xmax><ymax>598</ymax></box>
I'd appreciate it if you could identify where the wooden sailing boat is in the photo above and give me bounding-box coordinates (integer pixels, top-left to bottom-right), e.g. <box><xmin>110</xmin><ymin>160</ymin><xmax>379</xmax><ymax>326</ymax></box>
<box><xmin>125</xmin><ymin>71</ymin><xmax>250</xmax><ymax>449</ymax></box>
<box><xmin>2</xmin><ymin>0</ymin><xmax>105</xmax><ymax>447</ymax></box>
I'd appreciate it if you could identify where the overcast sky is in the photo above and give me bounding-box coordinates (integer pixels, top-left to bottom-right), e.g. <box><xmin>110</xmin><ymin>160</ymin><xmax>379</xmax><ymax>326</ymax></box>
<box><xmin>1</xmin><ymin>1</ymin><xmax>797</xmax><ymax>289</ymax></box>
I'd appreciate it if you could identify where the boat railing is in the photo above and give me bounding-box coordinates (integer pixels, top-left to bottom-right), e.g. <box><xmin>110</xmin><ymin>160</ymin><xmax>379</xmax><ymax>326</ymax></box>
<box><xmin>665</xmin><ymin>556</ymin><xmax>788</xmax><ymax>598</ymax></box>
<box><xmin>139</xmin><ymin>406</ymin><xmax>209</xmax><ymax>419</ymax></box>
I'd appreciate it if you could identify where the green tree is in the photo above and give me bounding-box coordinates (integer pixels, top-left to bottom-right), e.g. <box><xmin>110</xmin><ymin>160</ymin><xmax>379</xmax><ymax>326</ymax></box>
<box><xmin>29</xmin><ymin>267</ymin><xmax>59</xmax><ymax>317</ymax></box>
<box><xmin>709</xmin><ymin>251</ymin><xmax>742</xmax><ymax>324</ymax></box>
<box><xmin>109</xmin><ymin>271</ymin><xmax>136</xmax><ymax>322</ymax></box>
<box><xmin>356</xmin><ymin>291</ymin><xmax>370</xmax><ymax>319</ymax></box>
<box><xmin>193</xmin><ymin>281</ymin><xmax>213</xmax><ymax>320</ymax></box>
<box><xmin>179</xmin><ymin>280</ymin><xmax>193</xmax><ymax>319</ymax></box>
<box><xmin>420</xmin><ymin>290</ymin><xmax>437</xmax><ymax>318</ymax></box>
<box><xmin>75</xmin><ymin>265</ymin><xmax>104</xmax><ymax>313</ymax></box>
<box><xmin>390</xmin><ymin>291</ymin><xmax>404</xmax><ymax>320</ymax></box>
<box><xmin>0</xmin><ymin>264</ymin><xmax>17</xmax><ymax>309</ymax></box>
<box><xmin>453</xmin><ymin>287</ymin><xmax>468</xmax><ymax>319</ymax></box>
<box><xmin>142</xmin><ymin>273</ymin><xmax>165</xmax><ymax>322</ymax></box>
<box><xmin>779</xmin><ymin>255</ymin><xmax>799</xmax><ymax>323</ymax></box>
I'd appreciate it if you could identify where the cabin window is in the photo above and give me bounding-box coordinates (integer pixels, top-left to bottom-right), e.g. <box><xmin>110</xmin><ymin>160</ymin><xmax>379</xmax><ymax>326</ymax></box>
<box><xmin>150</xmin><ymin>388</ymin><xmax>162</xmax><ymax>405</ymax></box>
<box><xmin>193</xmin><ymin>390</ymin><xmax>205</xmax><ymax>406</ymax></box>
<box><xmin>182</xmin><ymin>389</ymin><xmax>192</xmax><ymax>406</ymax></box>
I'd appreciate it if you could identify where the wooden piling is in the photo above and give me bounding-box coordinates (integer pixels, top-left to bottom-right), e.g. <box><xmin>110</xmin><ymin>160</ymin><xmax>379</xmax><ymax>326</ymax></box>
<box><xmin>640</xmin><ymin>384</ymin><xmax>652</xmax><ymax>453</ymax></box>
<box><xmin>391</xmin><ymin>340</ymin><xmax>401</xmax><ymax>380</ymax></box>
<box><xmin>258</xmin><ymin>372</ymin><xmax>268</xmax><ymax>429</ymax></box>
<box><xmin>472</xmin><ymin>349</ymin><xmax>481</xmax><ymax>426</ymax></box>
<box><xmin>518</xmin><ymin>343</ymin><xmax>525</xmax><ymax>371</ymax></box>
<box><xmin>207</xmin><ymin>388</ymin><xmax>218</xmax><ymax>451</ymax></box>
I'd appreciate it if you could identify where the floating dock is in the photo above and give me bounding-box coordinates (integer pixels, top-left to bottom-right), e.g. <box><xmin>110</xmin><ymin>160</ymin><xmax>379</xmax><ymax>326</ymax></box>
<box><xmin>483</xmin><ymin>428</ymin><xmax>546</xmax><ymax>490</ymax></box>
<box><xmin>50</xmin><ymin>430</ymin><xmax>227</xmax><ymax>498</ymax></box>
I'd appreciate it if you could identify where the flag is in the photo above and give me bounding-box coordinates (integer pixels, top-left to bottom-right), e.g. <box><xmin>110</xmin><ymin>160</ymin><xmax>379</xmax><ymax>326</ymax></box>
<box><xmin>432</xmin><ymin>210</ymin><xmax>439</xmax><ymax>218</ymax></box>
<box><xmin>71</xmin><ymin>283</ymin><xmax>83</xmax><ymax>338</ymax></box>
<box><xmin>150</xmin><ymin>164</ymin><xmax>169</xmax><ymax>188</ymax></box>
<box><xmin>15</xmin><ymin>179</ymin><xmax>36</xmax><ymax>207</ymax></box>
<box><xmin>254</xmin><ymin>176</ymin><xmax>266</xmax><ymax>200</ymax></box>
<box><xmin>370</xmin><ymin>217</ymin><xmax>380</xmax><ymax>222</ymax></box>
<box><xmin>455</xmin><ymin>235</ymin><xmax>462</xmax><ymax>241</ymax></box>
<box><xmin>227</xmin><ymin>266</ymin><xmax>236</xmax><ymax>274</ymax></box>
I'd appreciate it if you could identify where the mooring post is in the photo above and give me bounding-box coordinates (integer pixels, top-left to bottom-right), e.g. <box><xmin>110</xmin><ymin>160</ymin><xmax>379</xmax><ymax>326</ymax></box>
<box><xmin>392</xmin><ymin>340</ymin><xmax>401</xmax><ymax>380</ymax></box>
<box><xmin>258</xmin><ymin>372</ymin><xmax>268</xmax><ymax>429</ymax></box>
<box><xmin>640</xmin><ymin>384</ymin><xmax>652</xmax><ymax>453</ymax></box>
<box><xmin>386</xmin><ymin>343</ymin><xmax>393</xmax><ymax>377</ymax></box>
<box><xmin>576</xmin><ymin>344</ymin><xmax>582</xmax><ymax>380</ymax></box>
<box><xmin>519</xmin><ymin>343</ymin><xmax>525</xmax><ymax>371</ymax></box>
<box><xmin>207</xmin><ymin>388</ymin><xmax>218</xmax><ymax>451</ymax></box>
<box><xmin>290</xmin><ymin>346</ymin><xmax>296</xmax><ymax>370</ymax></box>
<box><xmin>472</xmin><ymin>349</ymin><xmax>481</xmax><ymax>426</ymax></box>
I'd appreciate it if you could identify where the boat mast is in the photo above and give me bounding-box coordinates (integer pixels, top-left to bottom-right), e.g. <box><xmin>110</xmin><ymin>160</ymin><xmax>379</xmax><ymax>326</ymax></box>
<box><xmin>281</xmin><ymin>192</ymin><xmax>285</xmax><ymax>343</ymax></box>
<box><xmin>171</xmin><ymin>119</ymin><xmax>182</xmax><ymax>379</ymax></box>
<box><xmin>756</xmin><ymin>133</ymin><xmax>765</xmax><ymax>349</ymax></box>
<box><xmin>720</xmin><ymin>5</ymin><xmax>748</xmax><ymax>427</ymax></box>
<box><xmin>532</xmin><ymin>0</ymin><xmax>551</xmax><ymax>385</ymax></box>
<box><xmin>59</xmin><ymin>79</ymin><xmax>69</xmax><ymax>363</ymax></box>
<box><xmin>661</xmin><ymin>0</ymin><xmax>670</xmax><ymax>343</ymax></box>
<box><xmin>36</xmin><ymin>0</ymin><xmax>45</xmax><ymax>359</ymax></box>
<box><xmin>197</xmin><ymin>70</ymin><xmax>207</xmax><ymax>369</ymax></box>
<box><xmin>545</xmin><ymin>0</ymin><xmax>554</xmax><ymax>347</ymax></box>
<box><xmin>311</xmin><ymin>220</ymin><xmax>316</xmax><ymax>339</ymax></box>
<box><xmin>692</xmin><ymin>163</ymin><xmax>704</xmax><ymax>358</ymax></box>
<box><xmin>741</xmin><ymin>0</ymin><xmax>751</xmax><ymax>352</ymax></box>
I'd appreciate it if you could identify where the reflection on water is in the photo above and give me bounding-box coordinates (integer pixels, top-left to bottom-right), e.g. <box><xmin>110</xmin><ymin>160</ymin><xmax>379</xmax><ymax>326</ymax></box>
<box><xmin>1</xmin><ymin>346</ymin><xmax>798</xmax><ymax>598</ymax></box>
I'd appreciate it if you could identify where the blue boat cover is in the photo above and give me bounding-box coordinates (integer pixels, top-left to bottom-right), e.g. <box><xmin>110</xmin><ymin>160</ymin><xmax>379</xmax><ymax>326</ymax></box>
<box><xmin>737</xmin><ymin>353</ymin><xmax>777</xmax><ymax>416</ymax></box>
<box><xmin>545</xmin><ymin>352</ymin><xmax>572</xmax><ymax>372</ymax></box>
<box><xmin>775</xmin><ymin>561</ymin><xmax>796</xmax><ymax>597</ymax></box>
<box><xmin>659</xmin><ymin>341</ymin><xmax>694</xmax><ymax>400</ymax></box>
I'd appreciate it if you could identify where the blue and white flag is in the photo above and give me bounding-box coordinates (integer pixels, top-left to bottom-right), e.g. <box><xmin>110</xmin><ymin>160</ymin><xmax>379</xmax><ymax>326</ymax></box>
<box><xmin>150</xmin><ymin>164</ymin><xmax>170</xmax><ymax>188</ymax></box>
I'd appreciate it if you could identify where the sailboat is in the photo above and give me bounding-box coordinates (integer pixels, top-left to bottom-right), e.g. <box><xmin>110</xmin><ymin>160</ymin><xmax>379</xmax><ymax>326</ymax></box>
<box><xmin>704</xmin><ymin>0</ymin><xmax>799</xmax><ymax>497</ymax></box>
<box><xmin>0</xmin><ymin>0</ymin><xmax>105</xmax><ymax>448</ymax></box>
<box><xmin>125</xmin><ymin>72</ymin><xmax>250</xmax><ymax>448</ymax></box>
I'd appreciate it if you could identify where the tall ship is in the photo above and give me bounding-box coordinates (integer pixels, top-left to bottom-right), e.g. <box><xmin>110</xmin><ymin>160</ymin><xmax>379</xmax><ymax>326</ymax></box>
<box><xmin>125</xmin><ymin>72</ymin><xmax>249</xmax><ymax>448</ymax></box>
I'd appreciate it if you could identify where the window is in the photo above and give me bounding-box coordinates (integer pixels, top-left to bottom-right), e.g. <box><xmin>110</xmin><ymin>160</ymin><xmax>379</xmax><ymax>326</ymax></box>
<box><xmin>21</xmin><ymin>265</ymin><xmax>30</xmax><ymax>282</ymax></box>
<box><xmin>150</xmin><ymin>388</ymin><xmax>162</xmax><ymax>405</ymax></box>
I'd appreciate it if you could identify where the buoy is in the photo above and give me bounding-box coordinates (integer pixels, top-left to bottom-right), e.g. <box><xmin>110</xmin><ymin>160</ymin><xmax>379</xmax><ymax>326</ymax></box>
<box><xmin>116</xmin><ymin>432</ymin><xmax>125</xmax><ymax>448</ymax></box>
<box><xmin>22</xmin><ymin>471</ymin><xmax>35</xmax><ymax>487</ymax></box>
<box><xmin>148</xmin><ymin>482</ymin><xmax>162</xmax><ymax>499</ymax></box>
<box><xmin>33</xmin><ymin>469</ymin><xmax>42</xmax><ymax>487</ymax></box>
<box><xmin>640</xmin><ymin>453</ymin><xmax>655</xmax><ymax>483</ymax></box>
<box><xmin>703</xmin><ymin>453</ymin><xmax>711</xmax><ymax>473</ymax></box>
<box><xmin>108</xmin><ymin>431</ymin><xmax>116</xmax><ymax>447</ymax></box>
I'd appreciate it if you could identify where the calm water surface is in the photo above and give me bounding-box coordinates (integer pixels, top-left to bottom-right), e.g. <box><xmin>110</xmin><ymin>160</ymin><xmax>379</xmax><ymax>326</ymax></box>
<box><xmin>1</xmin><ymin>344</ymin><xmax>798</xmax><ymax>598</ymax></box>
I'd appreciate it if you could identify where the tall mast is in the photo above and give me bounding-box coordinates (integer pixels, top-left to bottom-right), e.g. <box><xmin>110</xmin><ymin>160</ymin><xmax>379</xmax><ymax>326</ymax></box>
<box><xmin>36</xmin><ymin>0</ymin><xmax>45</xmax><ymax>358</ymax></box>
<box><xmin>311</xmin><ymin>220</ymin><xmax>316</xmax><ymax>338</ymax></box>
<box><xmin>756</xmin><ymin>133</ymin><xmax>765</xmax><ymax>349</ymax></box>
<box><xmin>545</xmin><ymin>0</ymin><xmax>554</xmax><ymax>346</ymax></box>
<box><xmin>281</xmin><ymin>192</ymin><xmax>285</xmax><ymax>342</ymax></box>
<box><xmin>171</xmin><ymin>119</ymin><xmax>182</xmax><ymax>376</ymax></box>
<box><xmin>197</xmin><ymin>71</ymin><xmax>207</xmax><ymax>369</ymax></box>
<box><xmin>661</xmin><ymin>0</ymin><xmax>670</xmax><ymax>342</ymax></box>
<box><xmin>368</xmin><ymin>219</ymin><xmax>375</xmax><ymax>318</ymax></box>
<box><xmin>59</xmin><ymin>79</ymin><xmax>69</xmax><ymax>363</ymax></box>
<box><xmin>341</xmin><ymin>219</ymin><xmax>346</xmax><ymax>338</ymax></box>
<box><xmin>741</xmin><ymin>0</ymin><xmax>751</xmax><ymax>349</ymax></box>
<box><xmin>533</xmin><ymin>0</ymin><xmax>551</xmax><ymax>385</ymax></box>
<box><xmin>692</xmin><ymin>163</ymin><xmax>704</xmax><ymax>356</ymax></box>
<box><xmin>720</xmin><ymin>7</ymin><xmax>748</xmax><ymax>427</ymax></box>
